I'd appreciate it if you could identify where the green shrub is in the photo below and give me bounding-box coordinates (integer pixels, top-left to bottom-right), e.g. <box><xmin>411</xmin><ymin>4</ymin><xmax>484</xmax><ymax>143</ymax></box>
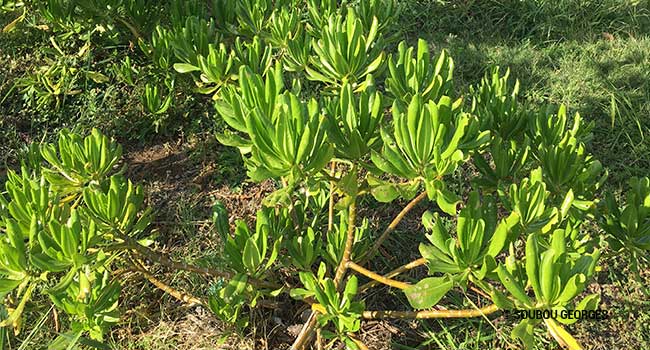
<box><xmin>1</xmin><ymin>2</ymin><xmax>645</xmax><ymax>350</ymax></box>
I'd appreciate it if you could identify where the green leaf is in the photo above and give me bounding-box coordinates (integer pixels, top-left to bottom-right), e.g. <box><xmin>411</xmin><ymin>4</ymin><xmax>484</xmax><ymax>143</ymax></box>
<box><xmin>262</xmin><ymin>186</ymin><xmax>294</xmax><ymax>207</ymax></box>
<box><xmin>334</xmin><ymin>194</ymin><xmax>355</xmax><ymax>210</ymax></box>
<box><xmin>338</xmin><ymin>170</ymin><xmax>359</xmax><ymax>198</ymax></box>
<box><xmin>212</xmin><ymin>201</ymin><xmax>230</xmax><ymax>240</ymax></box>
<box><xmin>370</xmin><ymin>183</ymin><xmax>399</xmax><ymax>203</ymax></box>
<box><xmin>343</xmin><ymin>276</ymin><xmax>358</xmax><ymax>298</ymax></box>
<box><xmin>30</xmin><ymin>253</ymin><xmax>70</xmax><ymax>272</ymax></box>
<box><xmin>424</xmin><ymin>178</ymin><xmax>438</xmax><ymax>200</ymax></box>
<box><xmin>419</xmin><ymin>244</ymin><xmax>454</xmax><ymax>266</ymax></box>
<box><xmin>489</xmin><ymin>287</ymin><xmax>514</xmax><ymax>309</ymax></box>
<box><xmin>265</xmin><ymin>238</ymin><xmax>282</xmax><ymax>271</ymax></box>
<box><xmin>344</xmin><ymin>336</ymin><xmax>361</xmax><ymax>350</ymax></box>
<box><xmin>496</xmin><ymin>265</ymin><xmax>530</xmax><ymax>306</ymax></box>
<box><xmin>48</xmin><ymin>268</ymin><xmax>77</xmax><ymax>294</ymax></box>
<box><xmin>0</xmin><ymin>280</ymin><xmax>35</xmax><ymax>327</ymax></box>
<box><xmin>93</xmin><ymin>281</ymin><xmax>121</xmax><ymax>313</ymax></box>
<box><xmin>404</xmin><ymin>276</ymin><xmax>453</xmax><ymax>309</ymax></box>
<box><xmin>575</xmin><ymin>294</ymin><xmax>600</xmax><ymax>312</ymax></box>
<box><xmin>556</xmin><ymin>274</ymin><xmax>586</xmax><ymax>304</ymax></box>
<box><xmin>476</xmin><ymin>254</ymin><xmax>497</xmax><ymax>280</ymax></box>
<box><xmin>48</xmin><ymin>330</ymin><xmax>83</xmax><ymax>350</ymax></box>
<box><xmin>290</xmin><ymin>287</ymin><xmax>313</xmax><ymax>300</ymax></box>
<box><xmin>540</xmin><ymin>249</ymin><xmax>557</xmax><ymax>302</ymax></box>
<box><xmin>243</xmin><ymin>239</ymin><xmax>262</xmax><ymax>273</ymax></box>
<box><xmin>512</xmin><ymin>319</ymin><xmax>536</xmax><ymax>349</ymax></box>
<box><xmin>436</xmin><ymin>188</ymin><xmax>460</xmax><ymax>216</ymax></box>
<box><xmin>5</xmin><ymin>219</ymin><xmax>25</xmax><ymax>252</ymax></box>
<box><xmin>173</xmin><ymin>63</ymin><xmax>201</xmax><ymax>73</ymax></box>
<box><xmin>487</xmin><ymin>212</ymin><xmax>519</xmax><ymax>257</ymax></box>
<box><xmin>2</xmin><ymin>10</ymin><xmax>25</xmax><ymax>33</ymax></box>
<box><xmin>525</xmin><ymin>233</ymin><xmax>542</xmax><ymax>299</ymax></box>
<box><xmin>0</xmin><ymin>279</ymin><xmax>23</xmax><ymax>294</ymax></box>
<box><xmin>560</xmin><ymin>189</ymin><xmax>574</xmax><ymax>220</ymax></box>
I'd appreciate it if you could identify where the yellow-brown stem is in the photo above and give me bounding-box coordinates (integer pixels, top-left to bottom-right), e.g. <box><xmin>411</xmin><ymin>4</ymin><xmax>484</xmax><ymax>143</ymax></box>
<box><xmin>115</xmin><ymin>231</ymin><xmax>279</xmax><ymax>289</ymax></box>
<box><xmin>53</xmin><ymin>307</ymin><xmax>59</xmax><ymax>332</ymax></box>
<box><xmin>316</xmin><ymin>328</ymin><xmax>323</xmax><ymax>350</ymax></box>
<box><xmin>119</xmin><ymin>232</ymin><xmax>231</xmax><ymax>278</ymax></box>
<box><xmin>290</xmin><ymin>313</ymin><xmax>319</xmax><ymax>350</ymax></box>
<box><xmin>333</xmin><ymin>201</ymin><xmax>357</xmax><ymax>286</ymax></box>
<box><xmin>292</xmin><ymin>198</ymin><xmax>357</xmax><ymax>350</ymax></box>
<box><xmin>360</xmin><ymin>192</ymin><xmax>428</xmax><ymax>264</ymax></box>
<box><xmin>327</xmin><ymin>162</ymin><xmax>336</xmax><ymax>233</ymax></box>
<box><xmin>359</xmin><ymin>257</ymin><xmax>427</xmax><ymax>293</ymax></box>
<box><xmin>470</xmin><ymin>285</ymin><xmax>491</xmax><ymax>299</ymax></box>
<box><xmin>132</xmin><ymin>261</ymin><xmax>205</xmax><ymax>306</ymax></box>
<box><xmin>346</xmin><ymin>261</ymin><xmax>411</xmax><ymax>290</ymax></box>
<box><xmin>70</xmin><ymin>194</ymin><xmax>83</xmax><ymax>209</ymax></box>
<box><xmin>362</xmin><ymin>304</ymin><xmax>499</xmax><ymax>319</ymax></box>
<box><xmin>116</xmin><ymin>17</ymin><xmax>144</xmax><ymax>43</ymax></box>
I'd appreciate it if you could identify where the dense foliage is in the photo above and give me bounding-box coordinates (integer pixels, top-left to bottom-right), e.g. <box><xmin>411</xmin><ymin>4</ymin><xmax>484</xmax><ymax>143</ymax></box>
<box><xmin>1</xmin><ymin>1</ymin><xmax>649</xmax><ymax>349</ymax></box>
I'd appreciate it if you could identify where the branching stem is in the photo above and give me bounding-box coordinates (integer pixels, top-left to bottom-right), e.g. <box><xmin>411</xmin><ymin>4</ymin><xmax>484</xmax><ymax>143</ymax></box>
<box><xmin>358</xmin><ymin>257</ymin><xmax>427</xmax><ymax>293</ymax></box>
<box><xmin>114</xmin><ymin>231</ymin><xmax>279</xmax><ymax>289</ymax></box>
<box><xmin>362</xmin><ymin>304</ymin><xmax>499</xmax><ymax>319</ymax></box>
<box><xmin>130</xmin><ymin>259</ymin><xmax>205</xmax><ymax>306</ymax></box>
<box><xmin>334</xmin><ymin>200</ymin><xmax>357</xmax><ymax>286</ymax></box>
<box><xmin>360</xmin><ymin>191</ymin><xmax>428</xmax><ymax>264</ymax></box>
<box><xmin>327</xmin><ymin>162</ymin><xmax>336</xmax><ymax>233</ymax></box>
<box><xmin>292</xmin><ymin>196</ymin><xmax>357</xmax><ymax>350</ymax></box>
<box><xmin>347</xmin><ymin>261</ymin><xmax>411</xmax><ymax>290</ymax></box>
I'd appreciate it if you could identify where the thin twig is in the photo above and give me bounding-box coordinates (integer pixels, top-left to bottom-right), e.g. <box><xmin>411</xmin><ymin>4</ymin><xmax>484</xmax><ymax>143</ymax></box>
<box><xmin>316</xmin><ymin>328</ymin><xmax>323</xmax><ymax>350</ymax></box>
<box><xmin>470</xmin><ymin>285</ymin><xmax>491</xmax><ymax>299</ymax></box>
<box><xmin>114</xmin><ymin>231</ymin><xmax>280</xmax><ymax>289</ymax></box>
<box><xmin>360</xmin><ymin>192</ymin><xmax>428</xmax><ymax>264</ymax></box>
<box><xmin>130</xmin><ymin>258</ymin><xmax>205</xmax><ymax>306</ymax></box>
<box><xmin>115</xmin><ymin>17</ymin><xmax>144</xmax><ymax>43</ymax></box>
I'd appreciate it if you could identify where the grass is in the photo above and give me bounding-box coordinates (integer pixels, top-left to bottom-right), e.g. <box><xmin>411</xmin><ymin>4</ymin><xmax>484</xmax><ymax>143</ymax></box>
<box><xmin>1</xmin><ymin>0</ymin><xmax>649</xmax><ymax>349</ymax></box>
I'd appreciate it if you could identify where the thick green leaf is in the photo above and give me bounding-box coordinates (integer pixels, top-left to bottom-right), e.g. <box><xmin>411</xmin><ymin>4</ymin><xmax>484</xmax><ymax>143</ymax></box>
<box><xmin>0</xmin><ymin>278</ymin><xmax>23</xmax><ymax>294</ymax></box>
<box><xmin>173</xmin><ymin>63</ymin><xmax>201</xmax><ymax>73</ymax></box>
<box><xmin>242</xmin><ymin>239</ymin><xmax>262</xmax><ymax>273</ymax></box>
<box><xmin>436</xmin><ymin>188</ymin><xmax>460</xmax><ymax>216</ymax></box>
<box><xmin>525</xmin><ymin>233</ymin><xmax>543</xmax><ymax>299</ymax></box>
<box><xmin>404</xmin><ymin>276</ymin><xmax>453</xmax><ymax>309</ymax></box>
<box><xmin>575</xmin><ymin>294</ymin><xmax>600</xmax><ymax>312</ymax></box>
<box><xmin>512</xmin><ymin>319</ymin><xmax>536</xmax><ymax>349</ymax></box>
<box><xmin>489</xmin><ymin>287</ymin><xmax>514</xmax><ymax>309</ymax></box>
<box><xmin>212</xmin><ymin>201</ymin><xmax>230</xmax><ymax>240</ymax></box>
<box><xmin>496</xmin><ymin>265</ymin><xmax>530</xmax><ymax>306</ymax></box>
<box><xmin>370</xmin><ymin>183</ymin><xmax>399</xmax><ymax>203</ymax></box>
